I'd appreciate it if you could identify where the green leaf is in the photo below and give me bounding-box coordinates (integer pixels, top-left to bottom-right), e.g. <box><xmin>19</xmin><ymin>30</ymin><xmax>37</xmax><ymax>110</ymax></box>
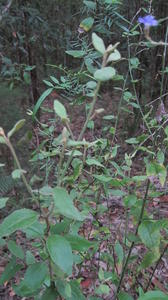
<box><xmin>157</xmin><ymin>150</ymin><xmax>165</xmax><ymax>164</ymax></box>
<box><xmin>98</xmin><ymin>268</ymin><xmax>104</xmax><ymax>281</ymax></box>
<box><xmin>85</xmin><ymin>57</ymin><xmax>97</xmax><ymax>74</ymax></box>
<box><xmin>43</xmin><ymin>80</ymin><xmax>54</xmax><ymax>87</ymax></box>
<box><xmin>39</xmin><ymin>185</ymin><xmax>53</xmax><ymax>195</ymax></box>
<box><xmin>50</xmin><ymin>76</ymin><xmax>59</xmax><ymax>84</ymax></box>
<box><xmin>52</xmin><ymin>187</ymin><xmax>85</xmax><ymax>221</ymax></box>
<box><xmin>64</xmin><ymin>234</ymin><xmax>95</xmax><ymax>251</ymax></box>
<box><xmin>118</xmin><ymin>292</ymin><xmax>134</xmax><ymax>300</ymax></box>
<box><xmin>92</xmin><ymin>32</ymin><xmax>106</xmax><ymax>54</ymax></box>
<box><xmin>103</xmin><ymin>115</ymin><xmax>115</xmax><ymax>120</ymax></box>
<box><xmin>69</xmin><ymin>280</ymin><xmax>86</xmax><ymax>300</ymax></box>
<box><xmin>47</xmin><ymin>235</ymin><xmax>73</xmax><ymax>275</ymax></box>
<box><xmin>83</xmin><ymin>1</ymin><xmax>96</xmax><ymax>10</ymax></box>
<box><xmin>0</xmin><ymin>197</ymin><xmax>9</xmax><ymax>209</ymax></box>
<box><xmin>32</xmin><ymin>88</ymin><xmax>53</xmax><ymax>120</ymax></box>
<box><xmin>56</xmin><ymin>279</ymin><xmax>72</xmax><ymax>299</ymax></box>
<box><xmin>132</xmin><ymin>176</ymin><xmax>147</xmax><ymax>182</ymax></box>
<box><xmin>124</xmin><ymin>91</ymin><xmax>133</xmax><ymax>101</ymax></box>
<box><xmin>110</xmin><ymin>189</ymin><xmax>126</xmax><ymax>197</ymax></box>
<box><xmin>96</xmin><ymin>284</ymin><xmax>110</xmax><ymax>295</ymax></box>
<box><xmin>51</xmin><ymin>219</ymin><xmax>71</xmax><ymax>235</ymax></box>
<box><xmin>138</xmin><ymin>221</ymin><xmax>161</xmax><ymax>249</ymax></box>
<box><xmin>14</xmin><ymin>262</ymin><xmax>48</xmax><ymax>297</ymax></box>
<box><xmin>66</xmin><ymin>50</ymin><xmax>86</xmax><ymax>58</ymax></box>
<box><xmin>67</xmin><ymin>140</ymin><xmax>90</xmax><ymax>147</ymax></box>
<box><xmin>0</xmin><ymin>209</ymin><xmax>38</xmax><ymax>238</ymax></box>
<box><xmin>125</xmin><ymin>137</ymin><xmax>139</xmax><ymax>144</ymax></box>
<box><xmin>164</xmin><ymin>126</ymin><xmax>168</xmax><ymax>136</ymax></box>
<box><xmin>23</xmin><ymin>220</ymin><xmax>45</xmax><ymax>238</ymax></box>
<box><xmin>7</xmin><ymin>119</ymin><xmax>25</xmax><ymax>138</ymax></box>
<box><xmin>0</xmin><ymin>257</ymin><xmax>22</xmax><ymax>285</ymax></box>
<box><xmin>140</xmin><ymin>249</ymin><xmax>160</xmax><ymax>269</ymax></box>
<box><xmin>26</xmin><ymin>251</ymin><xmax>36</xmax><ymax>265</ymax></box>
<box><xmin>124</xmin><ymin>195</ymin><xmax>137</xmax><ymax>207</ymax></box>
<box><xmin>41</xmin><ymin>287</ymin><xmax>58</xmax><ymax>300</ymax></box>
<box><xmin>94</xmin><ymin>67</ymin><xmax>116</xmax><ymax>81</ymax></box>
<box><xmin>80</xmin><ymin>17</ymin><xmax>94</xmax><ymax>32</ymax></box>
<box><xmin>94</xmin><ymin>174</ymin><xmax>112</xmax><ymax>183</ymax></box>
<box><xmin>137</xmin><ymin>291</ymin><xmax>168</xmax><ymax>300</ymax></box>
<box><xmin>115</xmin><ymin>241</ymin><xmax>124</xmax><ymax>264</ymax></box>
<box><xmin>86</xmin><ymin>158</ymin><xmax>104</xmax><ymax>168</ymax></box>
<box><xmin>8</xmin><ymin>240</ymin><xmax>24</xmax><ymax>259</ymax></box>
<box><xmin>12</xmin><ymin>169</ymin><xmax>26</xmax><ymax>179</ymax></box>
<box><xmin>130</xmin><ymin>57</ymin><xmax>140</xmax><ymax>69</ymax></box>
<box><xmin>86</xmin><ymin>80</ymin><xmax>97</xmax><ymax>89</ymax></box>
<box><xmin>54</xmin><ymin>100</ymin><xmax>68</xmax><ymax>120</ymax></box>
<box><xmin>146</xmin><ymin>161</ymin><xmax>167</xmax><ymax>187</ymax></box>
<box><xmin>0</xmin><ymin>238</ymin><xmax>6</xmax><ymax>246</ymax></box>
<box><xmin>0</xmin><ymin>136</ymin><xmax>6</xmax><ymax>144</ymax></box>
<box><xmin>129</xmin><ymin>102</ymin><xmax>140</xmax><ymax>108</ymax></box>
<box><xmin>107</xmin><ymin>49</ymin><xmax>121</xmax><ymax>62</ymax></box>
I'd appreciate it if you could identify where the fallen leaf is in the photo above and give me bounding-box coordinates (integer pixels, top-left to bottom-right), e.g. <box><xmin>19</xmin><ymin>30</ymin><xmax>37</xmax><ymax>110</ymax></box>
<box><xmin>80</xmin><ymin>278</ymin><xmax>93</xmax><ymax>289</ymax></box>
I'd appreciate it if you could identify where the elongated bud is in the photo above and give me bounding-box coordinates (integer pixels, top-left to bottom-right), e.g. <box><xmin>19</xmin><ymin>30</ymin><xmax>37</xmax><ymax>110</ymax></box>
<box><xmin>95</xmin><ymin>108</ymin><xmax>105</xmax><ymax>115</ymax></box>
<box><xmin>27</xmin><ymin>109</ymin><xmax>33</xmax><ymax>116</ymax></box>
<box><xmin>0</xmin><ymin>127</ymin><xmax>5</xmax><ymax>136</ymax></box>
<box><xmin>106</xmin><ymin>42</ymin><xmax>120</xmax><ymax>54</ymax></box>
<box><xmin>62</xmin><ymin>127</ymin><xmax>68</xmax><ymax>144</ymax></box>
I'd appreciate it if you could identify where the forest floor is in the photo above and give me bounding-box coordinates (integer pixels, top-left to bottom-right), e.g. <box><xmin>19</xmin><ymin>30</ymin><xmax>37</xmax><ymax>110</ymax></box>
<box><xmin>0</xmin><ymin>85</ymin><xmax>168</xmax><ymax>299</ymax></box>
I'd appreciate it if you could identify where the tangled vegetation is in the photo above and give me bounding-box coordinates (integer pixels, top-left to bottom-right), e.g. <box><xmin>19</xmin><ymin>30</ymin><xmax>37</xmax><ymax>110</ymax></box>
<box><xmin>0</xmin><ymin>1</ymin><xmax>168</xmax><ymax>299</ymax></box>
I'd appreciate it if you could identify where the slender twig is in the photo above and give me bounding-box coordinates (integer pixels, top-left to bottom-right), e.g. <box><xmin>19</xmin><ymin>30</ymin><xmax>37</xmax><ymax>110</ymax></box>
<box><xmin>57</xmin><ymin>130</ymin><xmax>67</xmax><ymax>186</ymax></box>
<box><xmin>116</xmin><ymin>179</ymin><xmax>150</xmax><ymax>296</ymax></box>
<box><xmin>144</xmin><ymin>27</ymin><xmax>168</xmax><ymax>46</ymax></box>
<box><xmin>145</xmin><ymin>243</ymin><xmax>168</xmax><ymax>292</ymax></box>
<box><xmin>127</xmin><ymin>36</ymin><xmax>154</xmax><ymax>140</ymax></box>
<box><xmin>112</xmin><ymin>72</ymin><xmax>128</xmax><ymax>144</ymax></box>
<box><xmin>0</xmin><ymin>127</ymin><xmax>34</xmax><ymax>198</ymax></box>
<box><xmin>78</xmin><ymin>81</ymin><xmax>101</xmax><ymax>141</ymax></box>
<box><xmin>145</xmin><ymin>92</ymin><xmax>168</xmax><ymax>107</ymax></box>
<box><xmin>58</xmin><ymin>42</ymin><xmax>119</xmax><ymax>184</ymax></box>
<box><xmin>6</xmin><ymin>139</ymin><xmax>34</xmax><ymax>198</ymax></box>
<box><xmin>59</xmin><ymin>69</ymin><xmax>103</xmax><ymax>183</ymax></box>
<box><xmin>65</xmin><ymin>120</ymin><xmax>75</xmax><ymax>140</ymax></box>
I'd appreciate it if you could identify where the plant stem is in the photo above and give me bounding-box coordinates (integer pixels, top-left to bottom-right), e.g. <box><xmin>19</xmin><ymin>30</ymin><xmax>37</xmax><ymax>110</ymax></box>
<box><xmin>65</xmin><ymin>120</ymin><xmax>75</xmax><ymax>140</ymax></box>
<box><xmin>78</xmin><ymin>81</ymin><xmax>101</xmax><ymax>141</ymax></box>
<box><xmin>57</xmin><ymin>141</ymin><xmax>66</xmax><ymax>186</ymax></box>
<box><xmin>59</xmin><ymin>80</ymin><xmax>101</xmax><ymax>183</ymax></box>
<box><xmin>116</xmin><ymin>179</ymin><xmax>150</xmax><ymax>296</ymax></box>
<box><xmin>145</xmin><ymin>243</ymin><xmax>168</xmax><ymax>292</ymax></box>
<box><xmin>58</xmin><ymin>48</ymin><xmax>112</xmax><ymax>185</ymax></box>
<box><xmin>6</xmin><ymin>139</ymin><xmax>34</xmax><ymax>198</ymax></box>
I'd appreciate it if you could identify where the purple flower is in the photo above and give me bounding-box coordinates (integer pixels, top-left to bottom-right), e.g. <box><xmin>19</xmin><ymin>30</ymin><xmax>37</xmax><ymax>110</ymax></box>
<box><xmin>78</xmin><ymin>26</ymin><xmax>85</xmax><ymax>34</ymax></box>
<box><xmin>138</xmin><ymin>15</ymin><xmax>158</xmax><ymax>27</ymax></box>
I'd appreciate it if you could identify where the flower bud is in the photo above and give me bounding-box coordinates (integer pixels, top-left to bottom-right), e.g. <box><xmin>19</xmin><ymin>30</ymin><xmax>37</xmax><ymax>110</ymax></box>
<box><xmin>62</xmin><ymin>127</ymin><xmax>68</xmax><ymax>144</ymax></box>
<box><xmin>95</xmin><ymin>108</ymin><xmax>105</xmax><ymax>115</ymax></box>
<box><xmin>0</xmin><ymin>127</ymin><xmax>5</xmax><ymax>136</ymax></box>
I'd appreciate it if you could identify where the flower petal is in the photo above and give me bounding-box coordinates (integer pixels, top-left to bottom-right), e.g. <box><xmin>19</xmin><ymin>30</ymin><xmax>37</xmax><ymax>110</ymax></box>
<box><xmin>138</xmin><ymin>15</ymin><xmax>158</xmax><ymax>27</ymax></box>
